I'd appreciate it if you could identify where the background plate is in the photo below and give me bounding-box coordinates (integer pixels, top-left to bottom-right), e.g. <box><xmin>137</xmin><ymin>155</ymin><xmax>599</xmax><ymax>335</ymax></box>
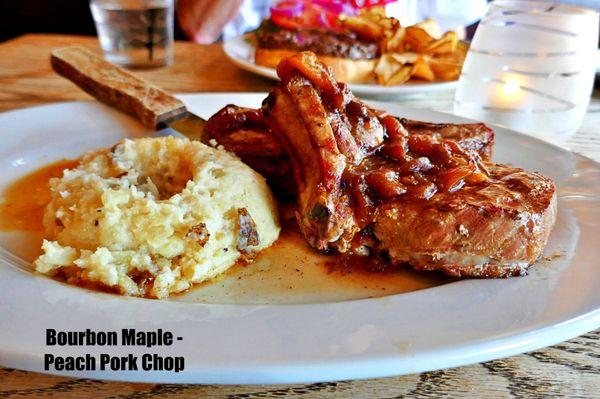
<box><xmin>0</xmin><ymin>93</ymin><xmax>599</xmax><ymax>384</ymax></box>
<box><xmin>223</xmin><ymin>35</ymin><xmax>459</xmax><ymax>98</ymax></box>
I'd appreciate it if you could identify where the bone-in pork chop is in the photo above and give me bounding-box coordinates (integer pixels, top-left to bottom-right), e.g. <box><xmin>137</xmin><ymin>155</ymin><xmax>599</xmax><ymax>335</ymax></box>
<box><xmin>259</xmin><ymin>52</ymin><xmax>556</xmax><ymax>277</ymax></box>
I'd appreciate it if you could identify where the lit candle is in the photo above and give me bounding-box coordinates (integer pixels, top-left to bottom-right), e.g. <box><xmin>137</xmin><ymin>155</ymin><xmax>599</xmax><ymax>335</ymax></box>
<box><xmin>454</xmin><ymin>1</ymin><xmax>598</xmax><ymax>144</ymax></box>
<box><xmin>501</xmin><ymin>77</ymin><xmax>521</xmax><ymax>99</ymax></box>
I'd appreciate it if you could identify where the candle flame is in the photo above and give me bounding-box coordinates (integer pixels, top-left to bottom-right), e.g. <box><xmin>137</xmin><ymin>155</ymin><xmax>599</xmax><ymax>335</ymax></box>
<box><xmin>502</xmin><ymin>78</ymin><xmax>521</xmax><ymax>98</ymax></box>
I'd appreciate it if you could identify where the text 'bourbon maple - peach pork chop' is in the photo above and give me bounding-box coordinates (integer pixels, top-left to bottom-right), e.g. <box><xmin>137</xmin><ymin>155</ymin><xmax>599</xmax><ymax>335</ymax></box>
<box><xmin>258</xmin><ymin>52</ymin><xmax>556</xmax><ymax>278</ymax></box>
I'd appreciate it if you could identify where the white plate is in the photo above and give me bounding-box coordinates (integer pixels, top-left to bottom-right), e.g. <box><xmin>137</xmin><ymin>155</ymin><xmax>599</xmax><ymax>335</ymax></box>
<box><xmin>223</xmin><ymin>34</ymin><xmax>458</xmax><ymax>98</ymax></box>
<box><xmin>0</xmin><ymin>93</ymin><xmax>599</xmax><ymax>384</ymax></box>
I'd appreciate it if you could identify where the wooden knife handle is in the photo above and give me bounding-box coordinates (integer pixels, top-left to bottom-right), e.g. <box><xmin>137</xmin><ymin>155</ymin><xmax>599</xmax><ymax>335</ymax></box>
<box><xmin>50</xmin><ymin>46</ymin><xmax>187</xmax><ymax>129</ymax></box>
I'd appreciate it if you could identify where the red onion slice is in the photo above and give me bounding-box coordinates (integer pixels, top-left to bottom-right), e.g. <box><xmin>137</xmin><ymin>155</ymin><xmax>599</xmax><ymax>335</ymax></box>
<box><xmin>270</xmin><ymin>0</ymin><xmax>305</xmax><ymax>19</ymax></box>
<box><xmin>313</xmin><ymin>0</ymin><xmax>359</xmax><ymax>16</ymax></box>
<box><xmin>351</xmin><ymin>0</ymin><xmax>397</xmax><ymax>8</ymax></box>
<box><xmin>317</xmin><ymin>10</ymin><xmax>332</xmax><ymax>28</ymax></box>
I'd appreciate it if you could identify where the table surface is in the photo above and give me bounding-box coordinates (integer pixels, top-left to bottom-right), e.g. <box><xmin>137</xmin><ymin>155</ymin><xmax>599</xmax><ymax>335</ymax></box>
<box><xmin>0</xmin><ymin>34</ymin><xmax>598</xmax><ymax>398</ymax></box>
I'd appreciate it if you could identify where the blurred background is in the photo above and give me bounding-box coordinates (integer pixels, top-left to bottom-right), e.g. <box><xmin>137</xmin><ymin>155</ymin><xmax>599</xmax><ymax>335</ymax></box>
<box><xmin>1</xmin><ymin>0</ymin><xmax>597</xmax><ymax>139</ymax></box>
<box><xmin>2</xmin><ymin>0</ymin><xmax>598</xmax><ymax>44</ymax></box>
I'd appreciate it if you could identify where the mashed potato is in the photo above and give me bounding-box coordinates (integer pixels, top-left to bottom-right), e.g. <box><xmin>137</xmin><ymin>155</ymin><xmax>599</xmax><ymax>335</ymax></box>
<box><xmin>34</xmin><ymin>137</ymin><xmax>280</xmax><ymax>298</ymax></box>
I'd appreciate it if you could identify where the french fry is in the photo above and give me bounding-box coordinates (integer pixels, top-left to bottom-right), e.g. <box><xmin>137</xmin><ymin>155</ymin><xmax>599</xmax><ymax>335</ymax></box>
<box><xmin>374</xmin><ymin>53</ymin><xmax>415</xmax><ymax>86</ymax></box>
<box><xmin>374</xmin><ymin>54</ymin><xmax>403</xmax><ymax>84</ymax></box>
<box><xmin>412</xmin><ymin>18</ymin><xmax>442</xmax><ymax>39</ymax></box>
<box><xmin>370</xmin><ymin>14</ymin><xmax>397</xmax><ymax>31</ymax></box>
<box><xmin>424</xmin><ymin>31</ymin><xmax>458</xmax><ymax>55</ymax></box>
<box><xmin>386</xmin><ymin>65</ymin><xmax>413</xmax><ymax>86</ymax></box>
<box><xmin>341</xmin><ymin>10</ymin><xmax>398</xmax><ymax>41</ymax></box>
<box><xmin>384</xmin><ymin>27</ymin><xmax>406</xmax><ymax>52</ymax></box>
<box><xmin>352</xmin><ymin>11</ymin><xmax>467</xmax><ymax>85</ymax></box>
<box><xmin>404</xmin><ymin>26</ymin><xmax>435</xmax><ymax>52</ymax></box>
<box><xmin>389</xmin><ymin>52</ymin><xmax>418</xmax><ymax>64</ymax></box>
<box><xmin>340</xmin><ymin>15</ymin><xmax>384</xmax><ymax>41</ymax></box>
<box><xmin>435</xmin><ymin>70</ymin><xmax>461</xmax><ymax>81</ymax></box>
<box><xmin>411</xmin><ymin>56</ymin><xmax>435</xmax><ymax>81</ymax></box>
<box><xmin>457</xmin><ymin>40</ymin><xmax>469</xmax><ymax>55</ymax></box>
<box><xmin>435</xmin><ymin>41</ymin><xmax>468</xmax><ymax>64</ymax></box>
<box><xmin>428</xmin><ymin>59</ymin><xmax>462</xmax><ymax>81</ymax></box>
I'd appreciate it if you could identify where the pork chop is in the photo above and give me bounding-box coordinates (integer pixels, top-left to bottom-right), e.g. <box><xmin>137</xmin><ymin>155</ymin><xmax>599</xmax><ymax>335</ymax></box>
<box><xmin>260</xmin><ymin>51</ymin><xmax>556</xmax><ymax>277</ymax></box>
<box><xmin>205</xmin><ymin>106</ymin><xmax>494</xmax><ymax>198</ymax></box>
<box><xmin>374</xmin><ymin>163</ymin><xmax>556</xmax><ymax>277</ymax></box>
<box><xmin>204</xmin><ymin>104</ymin><xmax>294</xmax><ymax>197</ymax></box>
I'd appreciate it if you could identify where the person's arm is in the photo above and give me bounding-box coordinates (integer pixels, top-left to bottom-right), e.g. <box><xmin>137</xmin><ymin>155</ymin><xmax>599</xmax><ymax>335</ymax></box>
<box><xmin>177</xmin><ymin>0</ymin><xmax>244</xmax><ymax>44</ymax></box>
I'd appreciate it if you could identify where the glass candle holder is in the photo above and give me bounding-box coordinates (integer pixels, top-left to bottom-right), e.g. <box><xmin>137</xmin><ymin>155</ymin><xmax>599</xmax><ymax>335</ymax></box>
<box><xmin>454</xmin><ymin>1</ymin><xmax>599</xmax><ymax>144</ymax></box>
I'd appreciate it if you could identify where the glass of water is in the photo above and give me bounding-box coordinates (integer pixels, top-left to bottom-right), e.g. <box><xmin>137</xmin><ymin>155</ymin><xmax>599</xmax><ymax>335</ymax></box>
<box><xmin>90</xmin><ymin>0</ymin><xmax>174</xmax><ymax>68</ymax></box>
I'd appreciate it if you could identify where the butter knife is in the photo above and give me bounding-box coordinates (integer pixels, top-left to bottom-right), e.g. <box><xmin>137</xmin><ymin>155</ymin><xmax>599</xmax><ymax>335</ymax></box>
<box><xmin>50</xmin><ymin>46</ymin><xmax>206</xmax><ymax>142</ymax></box>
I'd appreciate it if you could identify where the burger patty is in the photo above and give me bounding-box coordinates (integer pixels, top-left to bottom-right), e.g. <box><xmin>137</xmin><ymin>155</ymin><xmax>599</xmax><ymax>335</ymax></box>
<box><xmin>256</xmin><ymin>24</ymin><xmax>379</xmax><ymax>60</ymax></box>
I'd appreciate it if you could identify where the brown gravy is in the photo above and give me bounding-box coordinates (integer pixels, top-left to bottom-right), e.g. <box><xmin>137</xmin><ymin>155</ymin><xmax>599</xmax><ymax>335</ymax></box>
<box><xmin>0</xmin><ymin>160</ymin><xmax>449</xmax><ymax>302</ymax></box>
<box><xmin>0</xmin><ymin>159</ymin><xmax>78</xmax><ymax>232</ymax></box>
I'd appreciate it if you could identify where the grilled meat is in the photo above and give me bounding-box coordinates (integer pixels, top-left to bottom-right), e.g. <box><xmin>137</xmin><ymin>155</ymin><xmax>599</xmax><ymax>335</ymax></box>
<box><xmin>256</xmin><ymin>21</ymin><xmax>380</xmax><ymax>60</ymax></box>
<box><xmin>259</xmin><ymin>52</ymin><xmax>556</xmax><ymax>277</ymax></box>
<box><xmin>205</xmin><ymin>109</ymin><xmax>494</xmax><ymax>198</ymax></box>
<box><xmin>204</xmin><ymin>104</ymin><xmax>295</xmax><ymax>198</ymax></box>
<box><xmin>374</xmin><ymin>163</ymin><xmax>556</xmax><ymax>277</ymax></box>
<box><xmin>394</xmin><ymin>118</ymin><xmax>494</xmax><ymax>161</ymax></box>
<box><xmin>263</xmin><ymin>75</ymin><xmax>382</xmax><ymax>252</ymax></box>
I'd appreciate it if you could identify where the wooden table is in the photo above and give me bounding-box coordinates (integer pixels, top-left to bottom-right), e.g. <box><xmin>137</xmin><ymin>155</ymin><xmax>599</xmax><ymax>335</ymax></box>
<box><xmin>0</xmin><ymin>34</ymin><xmax>598</xmax><ymax>398</ymax></box>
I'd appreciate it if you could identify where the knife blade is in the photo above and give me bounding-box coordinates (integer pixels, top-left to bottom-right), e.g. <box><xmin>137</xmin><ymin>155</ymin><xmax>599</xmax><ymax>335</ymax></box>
<box><xmin>157</xmin><ymin>112</ymin><xmax>207</xmax><ymax>142</ymax></box>
<box><xmin>50</xmin><ymin>46</ymin><xmax>207</xmax><ymax>142</ymax></box>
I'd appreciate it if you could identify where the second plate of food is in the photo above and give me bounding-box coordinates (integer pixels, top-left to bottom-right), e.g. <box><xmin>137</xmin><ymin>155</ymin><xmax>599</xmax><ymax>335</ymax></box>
<box><xmin>223</xmin><ymin>34</ymin><xmax>459</xmax><ymax>98</ymax></box>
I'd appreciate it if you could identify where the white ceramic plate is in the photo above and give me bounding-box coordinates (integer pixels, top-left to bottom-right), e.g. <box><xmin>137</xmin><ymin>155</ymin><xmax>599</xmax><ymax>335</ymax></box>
<box><xmin>223</xmin><ymin>34</ymin><xmax>458</xmax><ymax>98</ymax></box>
<box><xmin>0</xmin><ymin>93</ymin><xmax>599</xmax><ymax>384</ymax></box>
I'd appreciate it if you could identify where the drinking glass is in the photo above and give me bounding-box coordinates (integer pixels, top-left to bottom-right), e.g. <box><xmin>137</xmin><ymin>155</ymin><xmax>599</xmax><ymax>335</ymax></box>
<box><xmin>90</xmin><ymin>0</ymin><xmax>174</xmax><ymax>68</ymax></box>
<box><xmin>454</xmin><ymin>1</ymin><xmax>599</xmax><ymax>144</ymax></box>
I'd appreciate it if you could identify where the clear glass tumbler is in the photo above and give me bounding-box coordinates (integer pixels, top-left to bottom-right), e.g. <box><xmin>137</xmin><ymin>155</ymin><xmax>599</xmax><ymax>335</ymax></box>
<box><xmin>454</xmin><ymin>1</ymin><xmax>599</xmax><ymax>144</ymax></box>
<box><xmin>90</xmin><ymin>0</ymin><xmax>174</xmax><ymax>68</ymax></box>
